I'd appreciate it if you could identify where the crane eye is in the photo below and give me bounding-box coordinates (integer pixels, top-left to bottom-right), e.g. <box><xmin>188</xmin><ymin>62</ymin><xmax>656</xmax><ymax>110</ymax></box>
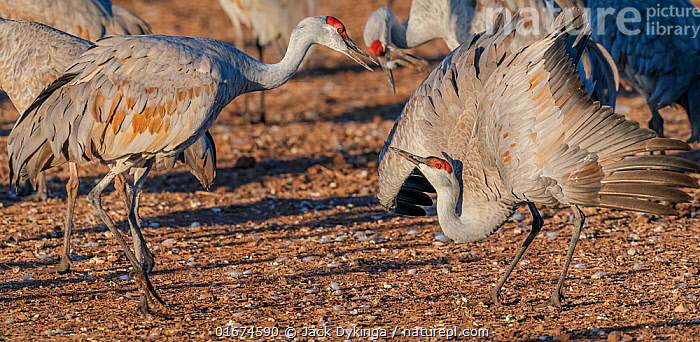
<box><xmin>435</xmin><ymin>163</ymin><xmax>442</xmax><ymax>169</ymax></box>
<box><xmin>337</xmin><ymin>27</ymin><xmax>345</xmax><ymax>34</ymax></box>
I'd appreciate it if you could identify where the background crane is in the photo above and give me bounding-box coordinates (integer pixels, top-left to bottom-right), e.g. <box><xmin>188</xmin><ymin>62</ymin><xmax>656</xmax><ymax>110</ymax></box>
<box><xmin>0</xmin><ymin>0</ymin><xmax>152</xmax><ymax>201</ymax></box>
<box><xmin>378</xmin><ymin>9</ymin><xmax>699</xmax><ymax>307</ymax></box>
<box><xmin>218</xmin><ymin>0</ymin><xmax>319</xmax><ymax>123</ymax></box>
<box><xmin>0</xmin><ymin>18</ymin><xmax>217</xmax><ymax>274</ymax></box>
<box><xmin>363</xmin><ymin>0</ymin><xmax>619</xmax><ymax>108</ymax></box>
<box><xmin>0</xmin><ymin>0</ymin><xmax>150</xmax><ymax>41</ymax></box>
<box><xmin>584</xmin><ymin>0</ymin><xmax>700</xmax><ymax>142</ymax></box>
<box><xmin>8</xmin><ymin>15</ymin><xmax>374</xmax><ymax>314</ymax></box>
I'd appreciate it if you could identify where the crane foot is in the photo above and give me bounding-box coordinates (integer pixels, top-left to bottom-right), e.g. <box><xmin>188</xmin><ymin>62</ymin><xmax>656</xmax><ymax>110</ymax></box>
<box><xmin>132</xmin><ymin>266</ymin><xmax>174</xmax><ymax>318</ymax></box>
<box><xmin>471</xmin><ymin>290</ymin><xmax>501</xmax><ymax>307</ymax></box>
<box><xmin>57</xmin><ymin>256</ymin><xmax>71</xmax><ymax>274</ymax></box>
<box><xmin>538</xmin><ymin>292</ymin><xmax>564</xmax><ymax>309</ymax></box>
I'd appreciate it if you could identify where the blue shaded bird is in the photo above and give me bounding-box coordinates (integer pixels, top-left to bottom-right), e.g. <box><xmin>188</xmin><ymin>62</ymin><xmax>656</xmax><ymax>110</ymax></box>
<box><xmin>586</xmin><ymin>0</ymin><xmax>700</xmax><ymax>142</ymax></box>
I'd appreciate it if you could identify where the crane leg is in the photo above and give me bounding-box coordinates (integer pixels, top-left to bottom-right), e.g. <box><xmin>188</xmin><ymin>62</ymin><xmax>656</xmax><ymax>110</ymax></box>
<box><xmin>474</xmin><ymin>202</ymin><xmax>543</xmax><ymax>306</ymax></box>
<box><xmin>114</xmin><ymin>173</ymin><xmax>134</xmax><ymax>221</ymax></box>
<box><xmin>22</xmin><ymin>172</ymin><xmax>48</xmax><ymax>201</ymax></box>
<box><xmin>58</xmin><ymin>163</ymin><xmax>79</xmax><ymax>274</ymax></box>
<box><xmin>648</xmin><ymin>106</ymin><xmax>665</xmax><ymax>139</ymax></box>
<box><xmin>257</xmin><ymin>41</ymin><xmax>266</xmax><ymax>124</ymax></box>
<box><xmin>34</xmin><ymin>172</ymin><xmax>49</xmax><ymax>201</ymax></box>
<box><xmin>88</xmin><ymin>162</ymin><xmax>166</xmax><ymax>316</ymax></box>
<box><xmin>540</xmin><ymin>205</ymin><xmax>584</xmax><ymax>308</ymax></box>
<box><xmin>682</xmin><ymin>81</ymin><xmax>700</xmax><ymax>143</ymax></box>
<box><xmin>128</xmin><ymin>161</ymin><xmax>155</xmax><ymax>273</ymax></box>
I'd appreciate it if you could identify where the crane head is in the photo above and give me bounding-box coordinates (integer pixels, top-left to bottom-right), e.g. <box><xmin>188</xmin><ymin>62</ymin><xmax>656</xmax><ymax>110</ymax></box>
<box><xmin>390</xmin><ymin>147</ymin><xmax>453</xmax><ymax>174</ymax></box>
<box><xmin>363</xmin><ymin>7</ymin><xmax>430</xmax><ymax>93</ymax></box>
<box><xmin>319</xmin><ymin>16</ymin><xmax>377</xmax><ymax>71</ymax></box>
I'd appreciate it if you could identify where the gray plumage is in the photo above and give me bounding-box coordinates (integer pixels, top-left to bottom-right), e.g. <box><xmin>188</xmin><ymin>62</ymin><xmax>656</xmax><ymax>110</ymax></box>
<box><xmin>0</xmin><ymin>0</ymin><xmax>155</xmax><ymax>201</ymax></box>
<box><xmin>0</xmin><ymin>18</ymin><xmax>216</xmax><ymax>274</ymax></box>
<box><xmin>7</xmin><ymin>15</ymin><xmax>373</xmax><ymax>314</ymax></box>
<box><xmin>0</xmin><ymin>7</ymin><xmax>215</xmax><ymax>188</ymax></box>
<box><xmin>0</xmin><ymin>0</ymin><xmax>150</xmax><ymax>41</ymax></box>
<box><xmin>0</xmin><ymin>19</ymin><xmax>93</xmax><ymax>113</ymax></box>
<box><xmin>363</xmin><ymin>0</ymin><xmax>619</xmax><ymax>107</ymax></box>
<box><xmin>379</xmin><ymin>9</ymin><xmax>699</xmax><ymax>307</ymax></box>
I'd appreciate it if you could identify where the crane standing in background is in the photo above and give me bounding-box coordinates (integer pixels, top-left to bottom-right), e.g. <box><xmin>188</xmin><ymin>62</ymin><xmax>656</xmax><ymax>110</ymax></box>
<box><xmin>218</xmin><ymin>0</ymin><xmax>318</xmax><ymax>123</ymax></box>
<box><xmin>8</xmin><ymin>15</ymin><xmax>375</xmax><ymax>315</ymax></box>
<box><xmin>363</xmin><ymin>0</ymin><xmax>619</xmax><ymax>108</ymax></box>
<box><xmin>0</xmin><ymin>0</ymin><xmax>151</xmax><ymax>40</ymax></box>
<box><xmin>0</xmin><ymin>18</ymin><xmax>217</xmax><ymax>274</ymax></box>
<box><xmin>583</xmin><ymin>0</ymin><xmax>700</xmax><ymax>142</ymax></box>
<box><xmin>378</xmin><ymin>9</ymin><xmax>699</xmax><ymax>308</ymax></box>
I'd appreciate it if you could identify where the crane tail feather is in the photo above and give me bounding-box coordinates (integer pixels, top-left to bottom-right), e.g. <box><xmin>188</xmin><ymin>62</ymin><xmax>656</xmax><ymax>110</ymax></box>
<box><xmin>599</xmin><ymin>195</ymin><xmax>679</xmax><ymax>216</ymax></box>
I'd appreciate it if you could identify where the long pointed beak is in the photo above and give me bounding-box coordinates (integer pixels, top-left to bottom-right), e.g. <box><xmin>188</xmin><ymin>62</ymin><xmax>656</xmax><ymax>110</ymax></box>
<box><xmin>389</xmin><ymin>147</ymin><xmax>429</xmax><ymax>166</ymax></box>
<box><xmin>377</xmin><ymin>55</ymin><xmax>396</xmax><ymax>93</ymax></box>
<box><xmin>344</xmin><ymin>37</ymin><xmax>378</xmax><ymax>71</ymax></box>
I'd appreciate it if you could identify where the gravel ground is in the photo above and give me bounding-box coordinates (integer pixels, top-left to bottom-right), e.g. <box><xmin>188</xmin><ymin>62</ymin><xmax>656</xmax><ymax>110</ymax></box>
<box><xmin>1</xmin><ymin>0</ymin><xmax>700</xmax><ymax>341</ymax></box>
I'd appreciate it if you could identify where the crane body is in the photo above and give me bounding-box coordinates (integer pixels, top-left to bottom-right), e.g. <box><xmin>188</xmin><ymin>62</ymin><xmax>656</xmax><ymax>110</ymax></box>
<box><xmin>0</xmin><ymin>18</ymin><xmax>216</xmax><ymax>273</ymax></box>
<box><xmin>0</xmin><ymin>0</ymin><xmax>151</xmax><ymax>41</ymax></box>
<box><xmin>8</xmin><ymin>15</ymin><xmax>374</xmax><ymax>314</ymax></box>
<box><xmin>379</xmin><ymin>9</ymin><xmax>699</xmax><ymax>307</ymax></box>
<box><xmin>0</xmin><ymin>0</ymin><xmax>152</xmax><ymax>201</ymax></box>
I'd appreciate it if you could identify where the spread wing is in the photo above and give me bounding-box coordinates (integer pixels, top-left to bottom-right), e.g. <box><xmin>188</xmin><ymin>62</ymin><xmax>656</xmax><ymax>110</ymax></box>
<box><xmin>379</xmin><ymin>7</ymin><xmax>696</xmax><ymax>219</ymax></box>
<box><xmin>378</xmin><ymin>12</ymin><xmax>520</xmax><ymax>214</ymax></box>
<box><xmin>472</xmin><ymin>0</ymin><xmax>619</xmax><ymax>107</ymax></box>
<box><xmin>470</xmin><ymin>8</ymin><xmax>696</xmax><ymax>212</ymax></box>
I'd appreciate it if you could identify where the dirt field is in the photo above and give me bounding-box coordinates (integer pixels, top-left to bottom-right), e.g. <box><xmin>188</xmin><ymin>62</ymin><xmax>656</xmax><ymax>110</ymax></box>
<box><xmin>2</xmin><ymin>0</ymin><xmax>700</xmax><ymax>341</ymax></box>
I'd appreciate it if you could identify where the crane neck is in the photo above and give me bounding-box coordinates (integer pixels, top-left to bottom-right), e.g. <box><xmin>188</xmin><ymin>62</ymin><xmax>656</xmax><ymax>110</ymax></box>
<box><xmin>386</xmin><ymin>11</ymin><xmax>410</xmax><ymax>49</ymax></box>
<box><xmin>390</xmin><ymin>8</ymin><xmax>461</xmax><ymax>51</ymax></box>
<box><xmin>243</xmin><ymin>24</ymin><xmax>315</xmax><ymax>91</ymax></box>
<box><xmin>432</xmin><ymin>174</ymin><xmax>516</xmax><ymax>243</ymax></box>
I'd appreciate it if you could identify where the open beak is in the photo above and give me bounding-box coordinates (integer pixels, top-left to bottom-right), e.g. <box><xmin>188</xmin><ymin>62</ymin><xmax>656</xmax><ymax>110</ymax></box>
<box><xmin>343</xmin><ymin>37</ymin><xmax>378</xmax><ymax>71</ymax></box>
<box><xmin>376</xmin><ymin>47</ymin><xmax>431</xmax><ymax>93</ymax></box>
<box><xmin>389</xmin><ymin>147</ymin><xmax>429</xmax><ymax>166</ymax></box>
<box><xmin>377</xmin><ymin>54</ymin><xmax>396</xmax><ymax>93</ymax></box>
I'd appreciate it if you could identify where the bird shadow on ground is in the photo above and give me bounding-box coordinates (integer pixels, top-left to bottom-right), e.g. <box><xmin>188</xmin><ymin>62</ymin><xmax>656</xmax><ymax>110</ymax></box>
<box><xmin>516</xmin><ymin>319</ymin><xmax>700</xmax><ymax>341</ymax></box>
<box><xmin>331</xmin><ymin>102</ymin><xmax>406</xmax><ymax>123</ymax></box>
<box><xmin>0</xmin><ymin>262</ymin><xmax>180</xmax><ymax>299</ymax></box>
<box><xmin>0</xmin><ymin>149</ymin><xmax>379</xmax><ymax>208</ymax></box>
<box><xmin>139</xmin><ymin>195</ymin><xmax>382</xmax><ymax>234</ymax></box>
<box><xmin>19</xmin><ymin>194</ymin><xmax>386</xmax><ymax>255</ymax></box>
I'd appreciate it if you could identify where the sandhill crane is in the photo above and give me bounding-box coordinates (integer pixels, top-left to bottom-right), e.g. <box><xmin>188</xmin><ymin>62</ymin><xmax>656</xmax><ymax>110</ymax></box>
<box><xmin>0</xmin><ymin>0</ymin><xmax>151</xmax><ymax>201</ymax></box>
<box><xmin>218</xmin><ymin>0</ymin><xmax>318</xmax><ymax>123</ymax></box>
<box><xmin>378</xmin><ymin>9</ymin><xmax>700</xmax><ymax>307</ymax></box>
<box><xmin>579</xmin><ymin>0</ymin><xmax>700</xmax><ymax>142</ymax></box>
<box><xmin>0</xmin><ymin>18</ymin><xmax>216</xmax><ymax>274</ymax></box>
<box><xmin>8</xmin><ymin>15</ymin><xmax>374</xmax><ymax>315</ymax></box>
<box><xmin>363</xmin><ymin>0</ymin><xmax>619</xmax><ymax>108</ymax></box>
<box><xmin>0</xmin><ymin>0</ymin><xmax>150</xmax><ymax>41</ymax></box>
